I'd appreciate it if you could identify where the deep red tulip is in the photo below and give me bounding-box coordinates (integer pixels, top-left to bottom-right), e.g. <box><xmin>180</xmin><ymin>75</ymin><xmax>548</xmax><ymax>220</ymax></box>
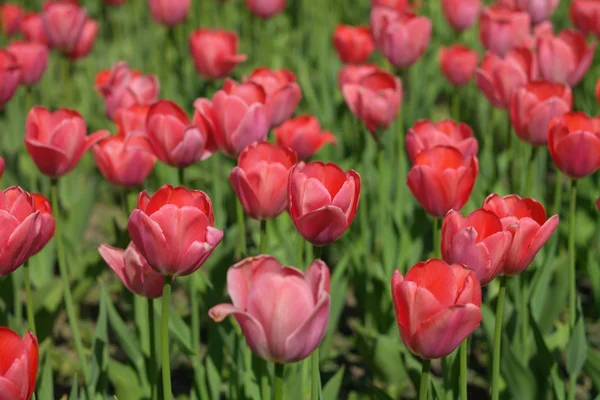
<box><xmin>341</xmin><ymin>69</ymin><xmax>402</xmax><ymax>133</ymax></box>
<box><xmin>98</xmin><ymin>242</ymin><xmax>164</xmax><ymax>298</ymax></box>
<box><xmin>128</xmin><ymin>185</ymin><xmax>223</xmax><ymax>277</ymax></box>
<box><xmin>406</xmin><ymin>119</ymin><xmax>478</xmax><ymax>164</ymax></box>
<box><xmin>246</xmin><ymin>0</ymin><xmax>286</xmax><ymax>18</ymax></box>
<box><xmin>0</xmin><ymin>327</ymin><xmax>38</xmax><ymax>400</ymax></box>
<box><xmin>483</xmin><ymin>194</ymin><xmax>558</xmax><ymax>275</ymax></box>
<box><xmin>42</xmin><ymin>3</ymin><xmax>98</xmax><ymax>59</ymax></box>
<box><xmin>289</xmin><ymin>162</ymin><xmax>360</xmax><ymax>246</ymax></box>
<box><xmin>194</xmin><ymin>79</ymin><xmax>269</xmax><ymax>157</ymax></box>
<box><xmin>570</xmin><ymin>0</ymin><xmax>600</xmax><ymax>38</ymax></box>
<box><xmin>0</xmin><ymin>50</ymin><xmax>21</xmax><ymax>109</ymax></box>
<box><xmin>209</xmin><ymin>255</ymin><xmax>330</xmax><ymax>363</ymax></box>
<box><xmin>391</xmin><ymin>259</ymin><xmax>482</xmax><ymax>359</ymax></box>
<box><xmin>229</xmin><ymin>142</ymin><xmax>297</xmax><ymax>220</ymax></box>
<box><xmin>475</xmin><ymin>47</ymin><xmax>537</xmax><ymax>109</ymax></box>
<box><xmin>337</xmin><ymin>64</ymin><xmax>378</xmax><ymax>88</ymax></box>
<box><xmin>20</xmin><ymin>13</ymin><xmax>49</xmax><ymax>46</ymax></box>
<box><xmin>0</xmin><ymin>157</ymin><xmax>5</xmax><ymax>179</ymax></box>
<box><xmin>30</xmin><ymin>193</ymin><xmax>55</xmax><ymax>256</ymax></box>
<box><xmin>548</xmin><ymin>112</ymin><xmax>600</xmax><ymax>179</ymax></box>
<box><xmin>510</xmin><ymin>80</ymin><xmax>572</xmax><ymax>145</ymax></box>
<box><xmin>0</xmin><ymin>4</ymin><xmax>23</xmax><ymax>36</ymax></box>
<box><xmin>537</xmin><ymin>29</ymin><xmax>596</xmax><ymax>87</ymax></box>
<box><xmin>441</xmin><ymin>0</ymin><xmax>482</xmax><ymax>31</ymax></box>
<box><xmin>7</xmin><ymin>41</ymin><xmax>49</xmax><ymax>86</ymax></box>
<box><xmin>407</xmin><ymin>146</ymin><xmax>478</xmax><ymax>218</ymax></box>
<box><xmin>479</xmin><ymin>6</ymin><xmax>530</xmax><ymax>57</ymax></box>
<box><xmin>24</xmin><ymin>106</ymin><xmax>108</xmax><ymax>178</ymax></box>
<box><xmin>189</xmin><ymin>29</ymin><xmax>247</xmax><ymax>80</ymax></box>
<box><xmin>439</xmin><ymin>45</ymin><xmax>479</xmax><ymax>87</ymax></box>
<box><xmin>274</xmin><ymin>115</ymin><xmax>336</xmax><ymax>160</ymax></box>
<box><xmin>149</xmin><ymin>0</ymin><xmax>189</xmax><ymax>26</ymax></box>
<box><xmin>513</xmin><ymin>0</ymin><xmax>558</xmax><ymax>24</ymax></box>
<box><xmin>332</xmin><ymin>24</ymin><xmax>375</xmax><ymax>64</ymax></box>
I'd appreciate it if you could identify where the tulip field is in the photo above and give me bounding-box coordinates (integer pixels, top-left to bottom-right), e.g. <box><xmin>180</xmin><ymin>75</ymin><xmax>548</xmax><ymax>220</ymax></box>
<box><xmin>2</xmin><ymin>0</ymin><xmax>600</xmax><ymax>399</ymax></box>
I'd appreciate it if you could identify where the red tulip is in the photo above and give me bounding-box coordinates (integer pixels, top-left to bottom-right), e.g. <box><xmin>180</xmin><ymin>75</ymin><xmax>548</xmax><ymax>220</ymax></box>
<box><xmin>332</xmin><ymin>24</ymin><xmax>375</xmax><ymax>64</ymax></box>
<box><xmin>510</xmin><ymin>80</ymin><xmax>572</xmax><ymax>145</ymax></box>
<box><xmin>391</xmin><ymin>259</ymin><xmax>482</xmax><ymax>359</ymax></box>
<box><xmin>193</xmin><ymin>79</ymin><xmax>270</xmax><ymax>157</ymax></box>
<box><xmin>114</xmin><ymin>104</ymin><xmax>150</xmax><ymax>135</ymax></box>
<box><xmin>188</xmin><ymin>29</ymin><xmax>247</xmax><ymax>80</ymax></box>
<box><xmin>0</xmin><ymin>50</ymin><xmax>21</xmax><ymax>109</ymax></box>
<box><xmin>209</xmin><ymin>255</ymin><xmax>330</xmax><ymax>362</ymax></box>
<box><xmin>0</xmin><ymin>157</ymin><xmax>5</xmax><ymax>179</ymax></box>
<box><xmin>441</xmin><ymin>0</ymin><xmax>482</xmax><ymax>31</ymax></box>
<box><xmin>7</xmin><ymin>41</ymin><xmax>49</xmax><ymax>86</ymax></box>
<box><xmin>98</xmin><ymin>242</ymin><xmax>164</xmax><ymax>298</ymax></box>
<box><xmin>42</xmin><ymin>3</ymin><xmax>98</xmax><ymax>59</ymax></box>
<box><xmin>475</xmin><ymin>47</ymin><xmax>537</xmax><ymax>109</ymax></box>
<box><xmin>30</xmin><ymin>193</ymin><xmax>55</xmax><ymax>256</ymax></box>
<box><xmin>289</xmin><ymin>162</ymin><xmax>361</xmax><ymax>246</ymax></box>
<box><xmin>537</xmin><ymin>29</ymin><xmax>596</xmax><ymax>87</ymax></box>
<box><xmin>67</xmin><ymin>17</ymin><xmax>98</xmax><ymax>59</ymax></box>
<box><xmin>407</xmin><ymin>146</ymin><xmax>478</xmax><ymax>218</ymax></box>
<box><xmin>519</xmin><ymin>21</ymin><xmax>554</xmax><ymax>50</ymax></box>
<box><xmin>341</xmin><ymin>69</ymin><xmax>402</xmax><ymax>133</ymax></box>
<box><xmin>149</xmin><ymin>0</ymin><xmax>190</xmax><ymax>26</ymax></box>
<box><xmin>337</xmin><ymin>64</ymin><xmax>378</xmax><ymax>88</ymax></box>
<box><xmin>0</xmin><ymin>4</ymin><xmax>23</xmax><ymax>36</ymax></box>
<box><xmin>548</xmin><ymin>112</ymin><xmax>600</xmax><ymax>179</ymax></box>
<box><xmin>20</xmin><ymin>13</ymin><xmax>49</xmax><ymax>46</ymax></box>
<box><xmin>371</xmin><ymin>0</ymin><xmax>410</xmax><ymax>12</ymax></box>
<box><xmin>274</xmin><ymin>115</ymin><xmax>336</xmax><ymax>160</ymax></box>
<box><xmin>570</xmin><ymin>0</ymin><xmax>600</xmax><ymax>38</ymax></box>
<box><xmin>247</xmin><ymin>67</ymin><xmax>302</xmax><ymax>127</ymax></box>
<box><xmin>0</xmin><ymin>327</ymin><xmax>38</xmax><ymax>400</ymax></box>
<box><xmin>479</xmin><ymin>6</ymin><xmax>530</xmax><ymax>57</ymax></box>
<box><xmin>439</xmin><ymin>45</ymin><xmax>479</xmax><ymax>87</ymax></box>
<box><xmin>245</xmin><ymin>0</ymin><xmax>286</xmax><ymax>18</ymax></box>
<box><xmin>483</xmin><ymin>194</ymin><xmax>559</xmax><ymax>275</ymax></box>
<box><xmin>514</xmin><ymin>0</ymin><xmax>558</xmax><ymax>24</ymax></box>
<box><xmin>406</xmin><ymin>119</ymin><xmax>478</xmax><ymax>164</ymax></box>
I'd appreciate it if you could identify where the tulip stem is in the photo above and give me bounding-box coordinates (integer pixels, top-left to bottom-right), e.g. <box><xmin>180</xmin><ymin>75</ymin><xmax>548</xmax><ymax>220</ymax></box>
<box><xmin>24</xmin><ymin>263</ymin><xmax>36</xmax><ymax>335</ymax></box>
<box><xmin>178</xmin><ymin>167</ymin><xmax>185</xmax><ymax>187</ymax></box>
<box><xmin>314</xmin><ymin>245</ymin><xmax>323</xmax><ymax>261</ymax></box>
<box><xmin>236</xmin><ymin>200</ymin><xmax>247</xmax><ymax>259</ymax></box>
<box><xmin>12</xmin><ymin>269</ymin><xmax>22</xmax><ymax>333</ymax></box>
<box><xmin>491</xmin><ymin>275</ymin><xmax>507</xmax><ymax>400</ymax></box>
<box><xmin>433</xmin><ymin>218</ymin><xmax>441</xmax><ymax>259</ymax></box>
<box><xmin>161</xmin><ymin>276</ymin><xmax>173</xmax><ymax>400</ymax></box>
<box><xmin>260</xmin><ymin>220</ymin><xmax>268</xmax><ymax>254</ymax></box>
<box><xmin>419</xmin><ymin>358</ymin><xmax>430</xmax><ymax>400</ymax></box>
<box><xmin>568</xmin><ymin>179</ymin><xmax>577</xmax><ymax>331</ymax></box>
<box><xmin>297</xmin><ymin>235</ymin><xmax>304</xmax><ymax>269</ymax></box>
<box><xmin>311</xmin><ymin>348</ymin><xmax>321</xmax><ymax>400</ymax></box>
<box><xmin>273</xmin><ymin>363</ymin><xmax>284</xmax><ymax>400</ymax></box>
<box><xmin>148</xmin><ymin>297</ymin><xmax>158</xmax><ymax>400</ymax></box>
<box><xmin>459</xmin><ymin>340</ymin><xmax>468</xmax><ymax>400</ymax></box>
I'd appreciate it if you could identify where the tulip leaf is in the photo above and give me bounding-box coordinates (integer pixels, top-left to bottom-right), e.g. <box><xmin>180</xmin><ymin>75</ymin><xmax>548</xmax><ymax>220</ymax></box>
<box><xmin>501</xmin><ymin>333</ymin><xmax>537</xmax><ymax>400</ymax></box>
<box><xmin>37</xmin><ymin>352</ymin><xmax>54</xmax><ymax>400</ymax></box>
<box><xmin>566</xmin><ymin>307</ymin><xmax>588</xmax><ymax>376</ymax></box>
<box><xmin>206</xmin><ymin>354</ymin><xmax>222</xmax><ymax>400</ymax></box>
<box><xmin>91</xmin><ymin>284</ymin><xmax>109</xmax><ymax>394</ymax></box>
<box><xmin>323</xmin><ymin>365</ymin><xmax>345</xmax><ymax>400</ymax></box>
<box><xmin>584</xmin><ymin>348</ymin><xmax>600</xmax><ymax>392</ymax></box>
<box><xmin>68</xmin><ymin>376</ymin><xmax>79</xmax><ymax>400</ymax></box>
<box><xmin>108</xmin><ymin>360</ymin><xmax>146</xmax><ymax>400</ymax></box>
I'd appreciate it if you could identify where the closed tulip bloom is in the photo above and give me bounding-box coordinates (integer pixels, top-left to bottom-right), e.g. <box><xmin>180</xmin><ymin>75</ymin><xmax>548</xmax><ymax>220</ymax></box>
<box><xmin>1</xmin><ymin>4</ymin><xmax>23</xmax><ymax>36</ymax></box>
<box><xmin>247</xmin><ymin>67</ymin><xmax>302</xmax><ymax>127</ymax></box>
<box><xmin>230</xmin><ymin>142</ymin><xmax>297</xmax><ymax>220</ymax></box>
<box><xmin>406</xmin><ymin>119</ymin><xmax>478</xmax><ymax>164</ymax></box>
<box><xmin>149</xmin><ymin>0</ymin><xmax>189</xmax><ymax>26</ymax></box>
<box><xmin>483</xmin><ymin>194</ymin><xmax>559</xmax><ymax>275</ymax></box>
<box><xmin>476</xmin><ymin>47</ymin><xmax>537</xmax><ymax>108</ymax></box>
<box><xmin>42</xmin><ymin>3</ymin><xmax>98</xmax><ymax>59</ymax></box>
<box><xmin>510</xmin><ymin>80</ymin><xmax>572</xmax><ymax>145</ymax></box>
<box><xmin>441</xmin><ymin>0</ymin><xmax>482</xmax><ymax>31</ymax></box>
<box><xmin>570</xmin><ymin>0</ymin><xmax>600</xmax><ymax>37</ymax></box>
<box><xmin>342</xmin><ymin>69</ymin><xmax>402</xmax><ymax>133</ymax></box>
<box><xmin>7</xmin><ymin>41</ymin><xmax>49</xmax><ymax>86</ymax></box>
<box><xmin>333</xmin><ymin>24</ymin><xmax>375</xmax><ymax>64</ymax></box>
<box><xmin>370</xmin><ymin>6</ymin><xmax>400</xmax><ymax>48</ymax></box>
<box><xmin>246</xmin><ymin>0</ymin><xmax>286</xmax><ymax>18</ymax></box>
<box><xmin>548</xmin><ymin>112</ymin><xmax>600</xmax><ymax>179</ymax></box>
<box><xmin>128</xmin><ymin>185</ymin><xmax>223</xmax><ymax>277</ymax></box>
<box><xmin>537</xmin><ymin>29</ymin><xmax>596</xmax><ymax>87</ymax></box>
<box><xmin>0</xmin><ymin>50</ymin><xmax>21</xmax><ymax>109</ymax></box>
<box><xmin>439</xmin><ymin>45</ymin><xmax>479</xmax><ymax>87</ymax></box>
<box><xmin>98</xmin><ymin>242</ymin><xmax>164</xmax><ymax>298</ymax></box>
<box><xmin>274</xmin><ymin>115</ymin><xmax>336</xmax><ymax>160</ymax></box>
<box><xmin>30</xmin><ymin>194</ymin><xmax>55</xmax><ymax>256</ymax></box>
<box><xmin>514</xmin><ymin>0</ymin><xmax>558</xmax><ymax>24</ymax></box>
<box><xmin>391</xmin><ymin>259</ymin><xmax>482</xmax><ymax>359</ymax></box>
<box><xmin>337</xmin><ymin>64</ymin><xmax>378</xmax><ymax>89</ymax></box>
<box><xmin>25</xmin><ymin>106</ymin><xmax>108</xmax><ymax>178</ymax></box>
<box><xmin>20</xmin><ymin>13</ymin><xmax>49</xmax><ymax>46</ymax></box>
<box><xmin>289</xmin><ymin>162</ymin><xmax>360</xmax><ymax>246</ymax></box>
<box><xmin>67</xmin><ymin>18</ymin><xmax>98</xmax><ymax>59</ymax></box>
<box><xmin>194</xmin><ymin>79</ymin><xmax>269</xmax><ymax>157</ymax></box>
<box><xmin>209</xmin><ymin>255</ymin><xmax>330</xmax><ymax>363</ymax></box>
<box><xmin>407</xmin><ymin>146</ymin><xmax>478</xmax><ymax>218</ymax></box>
<box><xmin>378</xmin><ymin>11</ymin><xmax>432</xmax><ymax>68</ymax></box>
<box><xmin>0</xmin><ymin>327</ymin><xmax>38</xmax><ymax>400</ymax></box>
<box><xmin>189</xmin><ymin>29</ymin><xmax>247</xmax><ymax>80</ymax></box>
<box><xmin>115</xmin><ymin>104</ymin><xmax>150</xmax><ymax>135</ymax></box>
<box><xmin>479</xmin><ymin>6</ymin><xmax>530</xmax><ymax>57</ymax></box>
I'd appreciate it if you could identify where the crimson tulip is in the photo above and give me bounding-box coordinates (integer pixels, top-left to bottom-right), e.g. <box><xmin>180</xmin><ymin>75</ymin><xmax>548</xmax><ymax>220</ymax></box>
<box><xmin>7</xmin><ymin>41</ymin><xmax>49</xmax><ymax>87</ymax></box>
<box><xmin>274</xmin><ymin>115</ymin><xmax>336</xmax><ymax>160</ymax></box>
<box><xmin>245</xmin><ymin>0</ymin><xmax>286</xmax><ymax>18</ymax></box>
<box><xmin>20</xmin><ymin>13</ymin><xmax>48</xmax><ymax>46</ymax></box>
<box><xmin>570</xmin><ymin>0</ymin><xmax>600</xmax><ymax>38</ymax></box>
<box><xmin>479</xmin><ymin>6</ymin><xmax>530</xmax><ymax>57</ymax></box>
<box><xmin>149</xmin><ymin>0</ymin><xmax>190</xmax><ymax>26</ymax></box>
<box><xmin>189</xmin><ymin>29</ymin><xmax>246</xmax><ymax>80</ymax></box>
<box><xmin>30</xmin><ymin>193</ymin><xmax>55</xmax><ymax>256</ymax></box>
<box><xmin>441</xmin><ymin>0</ymin><xmax>482</xmax><ymax>31</ymax></box>
<box><xmin>42</xmin><ymin>3</ymin><xmax>98</xmax><ymax>59</ymax></box>
<box><xmin>332</xmin><ymin>24</ymin><xmax>375</xmax><ymax>64</ymax></box>
<box><xmin>439</xmin><ymin>45</ymin><xmax>479</xmax><ymax>87</ymax></box>
<box><xmin>0</xmin><ymin>50</ymin><xmax>21</xmax><ymax>109</ymax></box>
<box><xmin>406</xmin><ymin>119</ymin><xmax>478</xmax><ymax>164</ymax></box>
<box><xmin>0</xmin><ymin>327</ymin><xmax>38</xmax><ymax>400</ymax></box>
<box><xmin>0</xmin><ymin>4</ymin><xmax>23</xmax><ymax>36</ymax></box>
<box><xmin>247</xmin><ymin>67</ymin><xmax>302</xmax><ymax>127</ymax></box>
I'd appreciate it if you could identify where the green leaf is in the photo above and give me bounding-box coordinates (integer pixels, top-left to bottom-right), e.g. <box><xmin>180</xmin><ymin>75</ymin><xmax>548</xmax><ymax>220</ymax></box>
<box><xmin>108</xmin><ymin>360</ymin><xmax>146</xmax><ymax>400</ymax></box>
<box><xmin>91</xmin><ymin>284</ymin><xmax>109</xmax><ymax>394</ymax></box>
<box><xmin>323</xmin><ymin>366</ymin><xmax>345</xmax><ymax>400</ymax></box>
<box><xmin>37</xmin><ymin>352</ymin><xmax>54</xmax><ymax>400</ymax></box>
<box><xmin>68</xmin><ymin>376</ymin><xmax>79</xmax><ymax>400</ymax></box>
<box><xmin>501</xmin><ymin>333</ymin><xmax>537</xmax><ymax>400</ymax></box>
<box><xmin>585</xmin><ymin>348</ymin><xmax>600</xmax><ymax>392</ymax></box>
<box><xmin>567</xmin><ymin>313</ymin><xmax>588</xmax><ymax>376</ymax></box>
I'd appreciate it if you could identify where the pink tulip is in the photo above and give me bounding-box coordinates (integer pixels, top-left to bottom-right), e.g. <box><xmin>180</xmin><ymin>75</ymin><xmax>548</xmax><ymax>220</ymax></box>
<box><xmin>479</xmin><ymin>6</ymin><xmax>531</xmax><ymax>57</ymax></box>
<box><xmin>514</xmin><ymin>0</ymin><xmax>559</xmax><ymax>24</ymax></box>
<box><xmin>376</xmin><ymin>10</ymin><xmax>432</xmax><ymax>68</ymax></box>
<box><xmin>149</xmin><ymin>0</ymin><xmax>190</xmax><ymax>26</ymax></box>
<box><xmin>67</xmin><ymin>17</ymin><xmax>98</xmax><ymax>59</ymax></box>
<box><xmin>209</xmin><ymin>255</ymin><xmax>330</xmax><ymax>363</ymax></box>
<box><xmin>332</xmin><ymin>24</ymin><xmax>375</xmax><ymax>64</ymax></box>
<box><xmin>42</xmin><ymin>3</ymin><xmax>98</xmax><ymax>59</ymax></box>
<box><xmin>7</xmin><ymin>41</ymin><xmax>49</xmax><ymax>86</ymax></box>
<box><xmin>441</xmin><ymin>0</ymin><xmax>482</xmax><ymax>31</ymax></box>
<box><xmin>0</xmin><ymin>327</ymin><xmax>38</xmax><ymax>400</ymax></box>
<box><xmin>247</xmin><ymin>67</ymin><xmax>302</xmax><ymax>127</ymax></box>
<box><xmin>337</xmin><ymin>64</ymin><xmax>378</xmax><ymax>88</ymax></box>
<box><xmin>188</xmin><ymin>29</ymin><xmax>247</xmax><ymax>80</ymax></box>
<box><xmin>0</xmin><ymin>50</ymin><xmax>21</xmax><ymax>109</ymax></box>
<box><xmin>20</xmin><ymin>13</ymin><xmax>49</xmax><ymax>46</ymax></box>
<box><xmin>274</xmin><ymin>115</ymin><xmax>336</xmax><ymax>160</ymax></box>
<box><xmin>30</xmin><ymin>194</ymin><xmax>55</xmax><ymax>257</ymax></box>
<box><xmin>406</xmin><ymin>119</ymin><xmax>478</xmax><ymax>164</ymax></box>
<box><xmin>245</xmin><ymin>0</ymin><xmax>286</xmax><ymax>18</ymax></box>
<box><xmin>1</xmin><ymin>4</ymin><xmax>23</xmax><ymax>36</ymax></box>
<box><xmin>570</xmin><ymin>0</ymin><xmax>600</xmax><ymax>37</ymax></box>
<box><xmin>439</xmin><ymin>45</ymin><xmax>479</xmax><ymax>87</ymax></box>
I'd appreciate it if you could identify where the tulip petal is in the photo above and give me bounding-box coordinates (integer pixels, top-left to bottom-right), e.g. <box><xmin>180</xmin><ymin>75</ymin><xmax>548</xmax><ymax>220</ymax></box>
<box><xmin>227</xmin><ymin>255</ymin><xmax>282</xmax><ymax>310</ymax></box>
<box><xmin>284</xmin><ymin>295</ymin><xmax>331</xmax><ymax>362</ymax></box>
<box><xmin>127</xmin><ymin>209</ymin><xmax>168</xmax><ymax>274</ymax></box>
<box><xmin>294</xmin><ymin>206</ymin><xmax>348</xmax><ymax>246</ymax></box>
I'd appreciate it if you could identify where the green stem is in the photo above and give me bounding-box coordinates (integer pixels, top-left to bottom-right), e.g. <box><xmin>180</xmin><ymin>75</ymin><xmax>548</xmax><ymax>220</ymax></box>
<box><xmin>519</xmin><ymin>275</ymin><xmax>529</xmax><ymax>362</ymax></box>
<box><xmin>260</xmin><ymin>220</ymin><xmax>268</xmax><ymax>254</ymax></box>
<box><xmin>441</xmin><ymin>356</ymin><xmax>451</xmax><ymax>400</ymax></box>
<box><xmin>273</xmin><ymin>363</ymin><xmax>284</xmax><ymax>400</ymax></box>
<box><xmin>12</xmin><ymin>270</ymin><xmax>22</xmax><ymax>333</ymax></box>
<box><xmin>568</xmin><ymin>179</ymin><xmax>577</xmax><ymax>331</ymax></box>
<box><xmin>552</xmin><ymin>172</ymin><xmax>563</xmax><ymax>217</ymax></box>
<box><xmin>161</xmin><ymin>276</ymin><xmax>172</xmax><ymax>400</ymax></box>
<box><xmin>261</xmin><ymin>360</ymin><xmax>270</xmax><ymax>400</ymax></box>
<box><xmin>452</xmin><ymin>91</ymin><xmax>460</xmax><ymax>121</ymax></box>
<box><xmin>377</xmin><ymin>146</ymin><xmax>386</xmax><ymax>242</ymax></box>
<box><xmin>178</xmin><ymin>167</ymin><xmax>185</xmax><ymax>187</ymax></box>
<box><xmin>297</xmin><ymin>235</ymin><xmax>304</xmax><ymax>269</ymax></box>
<box><xmin>314</xmin><ymin>245</ymin><xmax>323</xmax><ymax>260</ymax></box>
<box><xmin>189</xmin><ymin>274</ymin><xmax>209</xmax><ymax>400</ymax></box>
<box><xmin>24</xmin><ymin>264</ymin><xmax>36</xmax><ymax>335</ymax></box>
<box><xmin>419</xmin><ymin>358</ymin><xmax>431</xmax><ymax>400</ymax></box>
<box><xmin>491</xmin><ymin>276</ymin><xmax>508</xmax><ymax>400</ymax></box>
<box><xmin>459</xmin><ymin>340</ymin><xmax>468</xmax><ymax>400</ymax></box>
<box><xmin>311</xmin><ymin>348</ymin><xmax>321</xmax><ymax>400</ymax></box>
<box><xmin>148</xmin><ymin>297</ymin><xmax>158</xmax><ymax>400</ymax></box>
<box><xmin>236</xmin><ymin>200</ymin><xmax>247</xmax><ymax>259</ymax></box>
<box><xmin>433</xmin><ymin>218</ymin><xmax>441</xmax><ymax>259</ymax></box>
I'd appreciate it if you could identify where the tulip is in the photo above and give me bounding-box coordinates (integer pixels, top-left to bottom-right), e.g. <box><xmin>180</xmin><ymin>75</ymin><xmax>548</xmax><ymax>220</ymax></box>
<box><xmin>188</xmin><ymin>29</ymin><xmax>247</xmax><ymax>80</ymax></box>
<box><xmin>406</xmin><ymin>119</ymin><xmax>478</xmax><ymax>164</ymax></box>
<box><xmin>570</xmin><ymin>0</ymin><xmax>600</xmax><ymax>38</ymax></box>
<box><xmin>439</xmin><ymin>45</ymin><xmax>479</xmax><ymax>87</ymax></box>
<box><xmin>391</xmin><ymin>259</ymin><xmax>482</xmax><ymax>359</ymax></box>
<box><xmin>25</xmin><ymin>106</ymin><xmax>108</xmax><ymax>178</ymax></box>
<box><xmin>341</xmin><ymin>69</ymin><xmax>402</xmax><ymax>134</ymax></box>
<box><xmin>193</xmin><ymin>79</ymin><xmax>270</xmax><ymax>157</ymax></box>
<box><xmin>289</xmin><ymin>161</ymin><xmax>361</xmax><ymax>246</ymax></box>
<box><xmin>370</xmin><ymin>6</ymin><xmax>399</xmax><ymax>48</ymax></box>
<box><xmin>548</xmin><ymin>112</ymin><xmax>600</xmax><ymax>179</ymax></box>
<box><xmin>0</xmin><ymin>50</ymin><xmax>21</xmax><ymax>109</ymax></box>
<box><xmin>114</xmin><ymin>104</ymin><xmax>150</xmax><ymax>135</ymax></box>
<box><xmin>376</xmin><ymin>10</ymin><xmax>432</xmax><ymax>68</ymax></box>
<box><xmin>98</xmin><ymin>242</ymin><xmax>164</xmax><ymax>298</ymax></box>
<box><xmin>0</xmin><ymin>327</ymin><xmax>38</xmax><ymax>400</ymax></box>
<box><xmin>371</xmin><ymin>0</ymin><xmax>410</xmax><ymax>12</ymax></box>
<box><xmin>510</xmin><ymin>80</ymin><xmax>572</xmax><ymax>145</ymax></box>
<box><xmin>246</xmin><ymin>0</ymin><xmax>286</xmax><ymax>18</ymax></box>
<box><xmin>0</xmin><ymin>157</ymin><xmax>5</xmax><ymax>179</ymax></box>
<box><xmin>337</xmin><ymin>64</ymin><xmax>378</xmax><ymax>88</ymax></box>
<box><xmin>332</xmin><ymin>24</ymin><xmax>375</xmax><ymax>64</ymax></box>
<box><xmin>42</xmin><ymin>3</ymin><xmax>99</xmax><ymax>59</ymax></box>
<box><xmin>229</xmin><ymin>142</ymin><xmax>297</xmax><ymax>220</ymax></box>
<box><xmin>149</xmin><ymin>0</ymin><xmax>190</xmax><ymax>26</ymax></box>
<box><xmin>30</xmin><ymin>194</ymin><xmax>55</xmax><ymax>256</ymax></box>
<box><xmin>7</xmin><ymin>41</ymin><xmax>49</xmax><ymax>86</ymax></box>
<box><xmin>475</xmin><ymin>47</ymin><xmax>537</xmax><ymax>108</ymax></box>
<box><xmin>479</xmin><ymin>6</ymin><xmax>530</xmax><ymax>57</ymax></box>
<box><xmin>520</xmin><ymin>21</ymin><xmax>554</xmax><ymax>49</ymax></box>
<box><xmin>209</xmin><ymin>255</ymin><xmax>330</xmax><ymax>363</ymax></box>
<box><xmin>407</xmin><ymin>146</ymin><xmax>479</xmax><ymax>218</ymax></box>
<box><xmin>537</xmin><ymin>29</ymin><xmax>596</xmax><ymax>87</ymax></box>
<box><xmin>514</xmin><ymin>0</ymin><xmax>558</xmax><ymax>24</ymax></box>
<box><xmin>20</xmin><ymin>13</ymin><xmax>49</xmax><ymax>46</ymax></box>
<box><xmin>482</xmin><ymin>194</ymin><xmax>559</xmax><ymax>275</ymax></box>
<box><xmin>274</xmin><ymin>115</ymin><xmax>336</xmax><ymax>160</ymax></box>
<box><xmin>0</xmin><ymin>4</ymin><xmax>23</xmax><ymax>36</ymax></box>
<box><xmin>128</xmin><ymin>185</ymin><xmax>223</xmax><ymax>277</ymax></box>
<box><xmin>441</xmin><ymin>0</ymin><xmax>482</xmax><ymax>31</ymax></box>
